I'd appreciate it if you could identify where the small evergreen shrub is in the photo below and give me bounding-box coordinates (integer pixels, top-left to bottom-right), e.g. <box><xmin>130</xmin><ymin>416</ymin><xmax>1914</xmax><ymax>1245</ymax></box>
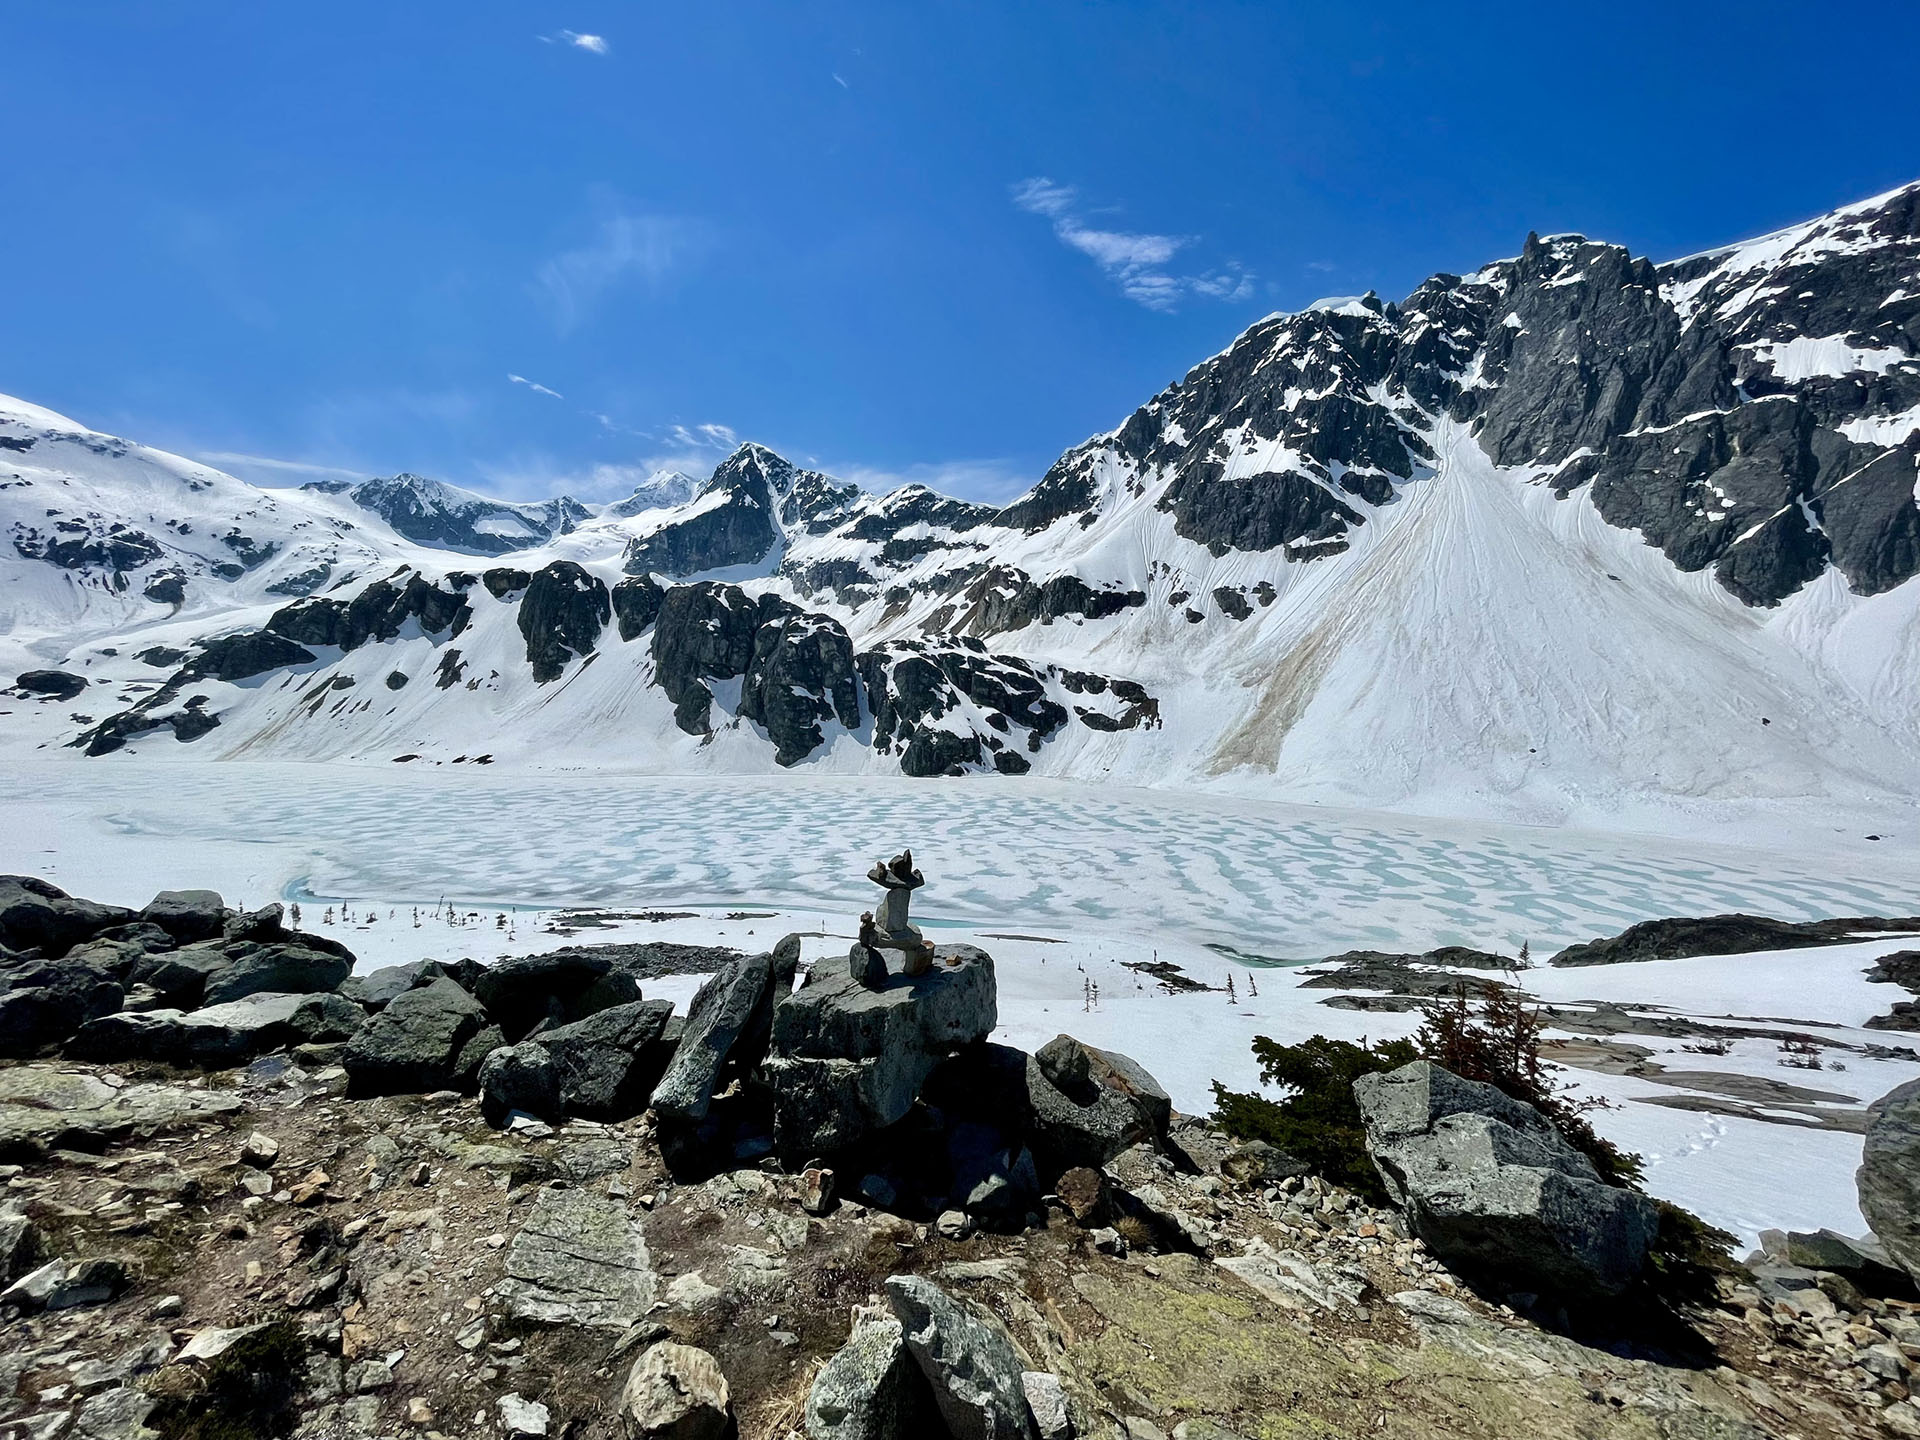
<box><xmin>1211</xmin><ymin>1033</ymin><xmax>1417</xmax><ymax>1201</ymax></box>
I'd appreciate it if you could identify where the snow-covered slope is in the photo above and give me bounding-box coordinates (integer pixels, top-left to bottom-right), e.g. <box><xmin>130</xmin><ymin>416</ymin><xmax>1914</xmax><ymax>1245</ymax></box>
<box><xmin>5</xmin><ymin>181</ymin><xmax>1919</xmax><ymax>832</ymax></box>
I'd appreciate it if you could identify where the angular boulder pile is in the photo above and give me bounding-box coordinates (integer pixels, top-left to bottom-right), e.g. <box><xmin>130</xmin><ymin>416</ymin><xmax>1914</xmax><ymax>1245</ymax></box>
<box><xmin>0</xmin><ymin>866</ymin><xmax>1191</xmax><ymax>1241</ymax></box>
<box><xmin>1354</xmin><ymin>1060</ymin><xmax>1658</xmax><ymax>1299</ymax></box>
<box><xmin>764</xmin><ymin>941</ymin><xmax>996</xmax><ymax>1157</ymax></box>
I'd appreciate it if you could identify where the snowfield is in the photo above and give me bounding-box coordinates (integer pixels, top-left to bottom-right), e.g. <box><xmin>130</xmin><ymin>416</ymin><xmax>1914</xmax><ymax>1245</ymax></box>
<box><xmin>4</xmin><ymin>758</ymin><xmax>1916</xmax><ymax>1249</ymax></box>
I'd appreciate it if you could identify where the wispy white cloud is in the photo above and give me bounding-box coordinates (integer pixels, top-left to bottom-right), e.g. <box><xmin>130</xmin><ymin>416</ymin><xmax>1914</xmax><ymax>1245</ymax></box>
<box><xmin>536</xmin><ymin>211</ymin><xmax>700</xmax><ymax>332</ymax></box>
<box><xmin>668</xmin><ymin>422</ymin><xmax>739</xmax><ymax>450</ymax></box>
<box><xmin>507</xmin><ymin>373</ymin><xmax>565</xmax><ymax>400</ymax></box>
<box><xmin>832</xmin><ymin>72</ymin><xmax>849</xmax><ymax>88</ymax></box>
<box><xmin>193</xmin><ymin>451</ymin><xmax>370</xmax><ymax>486</ymax></box>
<box><xmin>1012</xmin><ymin>177</ymin><xmax>1252</xmax><ymax>312</ymax></box>
<box><xmin>541</xmin><ymin>30</ymin><xmax>610</xmax><ymax>54</ymax></box>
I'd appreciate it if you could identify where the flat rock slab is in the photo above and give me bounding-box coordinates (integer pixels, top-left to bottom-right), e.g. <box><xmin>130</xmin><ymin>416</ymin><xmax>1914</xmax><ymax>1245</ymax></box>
<box><xmin>501</xmin><ymin>1187</ymin><xmax>655</xmax><ymax>1329</ymax></box>
<box><xmin>0</xmin><ymin>1066</ymin><xmax>242</xmax><ymax>1158</ymax></box>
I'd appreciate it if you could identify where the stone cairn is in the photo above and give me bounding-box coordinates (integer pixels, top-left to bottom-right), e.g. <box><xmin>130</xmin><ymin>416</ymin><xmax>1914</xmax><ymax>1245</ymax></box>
<box><xmin>857</xmin><ymin>848</ymin><xmax>935</xmax><ymax>979</ymax></box>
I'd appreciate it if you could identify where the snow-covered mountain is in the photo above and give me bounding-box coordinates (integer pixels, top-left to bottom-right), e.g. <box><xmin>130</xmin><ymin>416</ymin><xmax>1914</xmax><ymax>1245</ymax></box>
<box><xmin>5</xmin><ymin>181</ymin><xmax>1918</xmax><ymax>828</ymax></box>
<box><xmin>301</xmin><ymin>473</ymin><xmax>590</xmax><ymax>555</ymax></box>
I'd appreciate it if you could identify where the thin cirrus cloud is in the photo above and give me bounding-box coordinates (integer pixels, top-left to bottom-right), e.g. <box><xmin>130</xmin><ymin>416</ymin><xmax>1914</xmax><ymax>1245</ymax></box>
<box><xmin>1011</xmin><ymin>177</ymin><xmax>1252</xmax><ymax>312</ymax></box>
<box><xmin>507</xmin><ymin>374</ymin><xmax>564</xmax><ymax>400</ymax></box>
<box><xmin>541</xmin><ymin>30</ymin><xmax>610</xmax><ymax>55</ymax></box>
<box><xmin>535</xmin><ymin>212</ymin><xmax>702</xmax><ymax>333</ymax></box>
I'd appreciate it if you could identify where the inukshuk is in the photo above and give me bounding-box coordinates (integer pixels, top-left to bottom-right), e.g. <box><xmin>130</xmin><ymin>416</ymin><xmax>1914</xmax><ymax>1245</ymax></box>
<box><xmin>861</xmin><ymin>849</ymin><xmax>934</xmax><ymax>977</ymax></box>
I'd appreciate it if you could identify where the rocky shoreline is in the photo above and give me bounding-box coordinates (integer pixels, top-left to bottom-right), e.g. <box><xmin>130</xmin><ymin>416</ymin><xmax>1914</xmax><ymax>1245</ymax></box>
<box><xmin>7</xmin><ymin>873</ymin><xmax>1920</xmax><ymax>1438</ymax></box>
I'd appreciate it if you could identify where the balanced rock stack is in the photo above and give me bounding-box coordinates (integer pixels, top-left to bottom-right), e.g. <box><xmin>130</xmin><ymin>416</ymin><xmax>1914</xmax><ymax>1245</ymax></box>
<box><xmin>859</xmin><ymin>849</ymin><xmax>933</xmax><ymax>978</ymax></box>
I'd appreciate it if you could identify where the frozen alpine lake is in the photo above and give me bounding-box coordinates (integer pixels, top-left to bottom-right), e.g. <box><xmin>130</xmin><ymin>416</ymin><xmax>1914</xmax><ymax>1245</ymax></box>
<box><xmin>5</xmin><ymin>760</ymin><xmax>1914</xmax><ymax>956</ymax></box>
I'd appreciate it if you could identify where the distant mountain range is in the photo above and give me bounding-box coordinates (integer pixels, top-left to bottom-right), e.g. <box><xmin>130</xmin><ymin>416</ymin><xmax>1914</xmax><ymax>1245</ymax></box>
<box><xmin>4</xmin><ymin>181</ymin><xmax>1918</xmax><ymax>825</ymax></box>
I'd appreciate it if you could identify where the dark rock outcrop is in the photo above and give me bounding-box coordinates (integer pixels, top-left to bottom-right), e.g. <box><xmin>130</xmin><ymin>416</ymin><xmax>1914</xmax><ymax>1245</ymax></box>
<box><xmin>0</xmin><ymin>962</ymin><xmax>125</xmax><ymax>1058</ymax></box>
<box><xmin>200</xmin><ymin>943</ymin><xmax>353</xmax><ymax>1007</ymax></box>
<box><xmin>516</xmin><ymin>561</ymin><xmax>610</xmax><ymax>683</ymax></box>
<box><xmin>1552</xmin><ymin>913</ymin><xmax>1920</xmax><ymax>967</ymax></box>
<box><xmin>1024</xmin><ymin>1034</ymin><xmax>1172</xmax><ymax>1177</ymax></box>
<box><xmin>267</xmin><ymin>573</ymin><xmax>471</xmax><ymax>651</ymax></box>
<box><xmin>14</xmin><ymin>670</ymin><xmax>87</xmax><ymax>700</ymax></box>
<box><xmin>343</xmin><ymin>978</ymin><xmax>492</xmax><ymax>1096</ymax></box>
<box><xmin>0</xmin><ymin>876</ymin><xmax>135</xmax><ymax>957</ymax></box>
<box><xmin>649</xmin><ymin>952</ymin><xmax>783</xmax><ymax>1126</ymax></box>
<box><xmin>470</xmin><ymin>950</ymin><xmax>641</xmax><ymax>1041</ymax></box>
<box><xmin>737</xmin><ymin>605</ymin><xmax>862</xmax><ymax>765</ymax></box>
<box><xmin>610</xmin><ymin>575</ymin><xmax>666</xmax><ymax>640</ymax></box>
<box><xmin>140</xmin><ymin>890</ymin><xmax>230</xmax><ymax>944</ymax></box>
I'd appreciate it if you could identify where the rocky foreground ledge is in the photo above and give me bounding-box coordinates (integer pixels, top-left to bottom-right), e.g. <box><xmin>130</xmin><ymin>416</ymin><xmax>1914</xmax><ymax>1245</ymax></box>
<box><xmin>4</xmin><ymin>876</ymin><xmax>1920</xmax><ymax>1439</ymax></box>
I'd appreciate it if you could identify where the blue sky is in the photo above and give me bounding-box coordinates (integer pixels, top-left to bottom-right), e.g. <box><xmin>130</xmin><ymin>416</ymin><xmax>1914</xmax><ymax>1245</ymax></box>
<box><xmin>3</xmin><ymin>3</ymin><xmax>1917</xmax><ymax>504</ymax></box>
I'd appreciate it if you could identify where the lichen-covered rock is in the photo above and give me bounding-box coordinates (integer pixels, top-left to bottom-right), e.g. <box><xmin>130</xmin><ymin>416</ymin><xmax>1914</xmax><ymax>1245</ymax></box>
<box><xmin>69</xmin><ymin>991</ymin><xmax>364</xmax><ymax>1067</ymax></box>
<box><xmin>650</xmin><ymin>952</ymin><xmax>777</xmax><ymax>1125</ymax></box>
<box><xmin>504</xmin><ymin>1187</ymin><xmax>656</xmax><ymax>1330</ymax></box>
<box><xmin>537</xmin><ymin>999</ymin><xmax>677</xmax><ymax>1119</ymax></box>
<box><xmin>805</xmin><ymin>1309</ymin><xmax>941</xmax><ymax>1440</ymax></box>
<box><xmin>0</xmin><ymin>1066</ymin><xmax>242</xmax><ymax>1159</ymax></box>
<box><xmin>1355</xmin><ymin>1060</ymin><xmax>1657</xmax><ymax>1299</ymax></box>
<box><xmin>765</xmin><ymin>945</ymin><xmax>997</xmax><ymax>1158</ymax></box>
<box><xmin>884</xmin><ymin>1273</ymin><xmax>1036</xmax><ymax>1440</ymax></box>
<box><xmin>620</xmin><ymin>1341</ymin><xmax>733</xmax><ymax>1439</ymax></box>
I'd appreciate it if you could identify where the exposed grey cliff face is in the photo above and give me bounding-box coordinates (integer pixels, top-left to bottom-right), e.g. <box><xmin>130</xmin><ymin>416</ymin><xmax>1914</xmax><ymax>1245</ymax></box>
<box><xmin>622</xmin><ymin>444</ymin><xmax>861</xmax><ymax>579</ymax></box>
<box><xmin>308</xmin><ymin>474</ymin><xmax>589</xmax><ymax>555</ymax></box>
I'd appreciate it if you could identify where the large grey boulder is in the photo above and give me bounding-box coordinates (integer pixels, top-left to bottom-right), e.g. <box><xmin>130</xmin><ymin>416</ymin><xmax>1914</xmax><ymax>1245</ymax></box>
<box><xmin>472</xmin><ymin>948</ymin><xmax>642</xmax><ymax>1040</ymax></box>
<box><xmin>765</xmin><ymin>944</ymin><xmax>997</xmax><ymax>1158</ymax></box>
<box><xmin>127</xmin><ymin>943</ymin><xmax>234</xmax><ymax>1009</ymax></box>
<box><xmin>479</xmin><ymin>1041</ymin><xmax>560</xmax><ymax>1126</ymax></box>
<box><xmin>1859</xmin><ymin>1078</ymin><xmax>1920</xmax><ymax>1286</ymax></box>
<box><xmin>805</xmin><ymin>1308</ymin><xmax>942</xmax><ymax>1439</ymax></box>
<box><xmin>69</xmin><ymin>991</ymin><xmax>364</xmax><ymax>1067</ymax></box>
<box><xmin>201</xmin><ymin>942</ymin><xmax>353</xmax><ymax>1006</ymax></box>
<box><xmin>503</xmin><ymin>1187</ymin><xmax>656</xmax><ymax>1329</ymax></box>
<box><xmin>1354</xmin><ymin>1061</ymin><xmax>1657</xmax><ymax>1299</ymax></box>
<box><xmin>1024</xmin><ymin>1034</ymin><xmax>1171</xmax><ymax>1176</ymax></box>
<box><xmin>344</xmin><ymin>977</ymin><xmax>490</xmax><ymax>1096</ymax></box>
<box><xmin>338</xmin><ymin>960</ymin><xmax>444</xmax><ymax>1010</ymax></box>
<box><xmin>884</xmin><ymin>1273</ymin><xmax>1036</xmax><ymax>1440</ymax></box>
<box><xmin>139</xmin><ymin>889</ymin><xmax>229</xmax><ymax>943</ymax></box>
<box><xmin>0</xmin><ymin>875</ymin><xmax>134</xmax><ymax>957</ymax></box>
<box><xmin>539</xmin><ymin>999</ymin><xmax>677</xmax><ymax>1119</ymax></box>
<box><xmin>650</xmin><ymin>952</ymin><xmax>780</xmax><ymax>1124</ymax></box>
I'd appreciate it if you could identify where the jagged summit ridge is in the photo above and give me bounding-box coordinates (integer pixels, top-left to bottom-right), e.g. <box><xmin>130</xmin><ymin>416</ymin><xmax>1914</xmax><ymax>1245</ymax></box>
<box><xmin>3</xmin><ymin>180</ymin><xmax>1918</xmax><ymax>814</ymax></box>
